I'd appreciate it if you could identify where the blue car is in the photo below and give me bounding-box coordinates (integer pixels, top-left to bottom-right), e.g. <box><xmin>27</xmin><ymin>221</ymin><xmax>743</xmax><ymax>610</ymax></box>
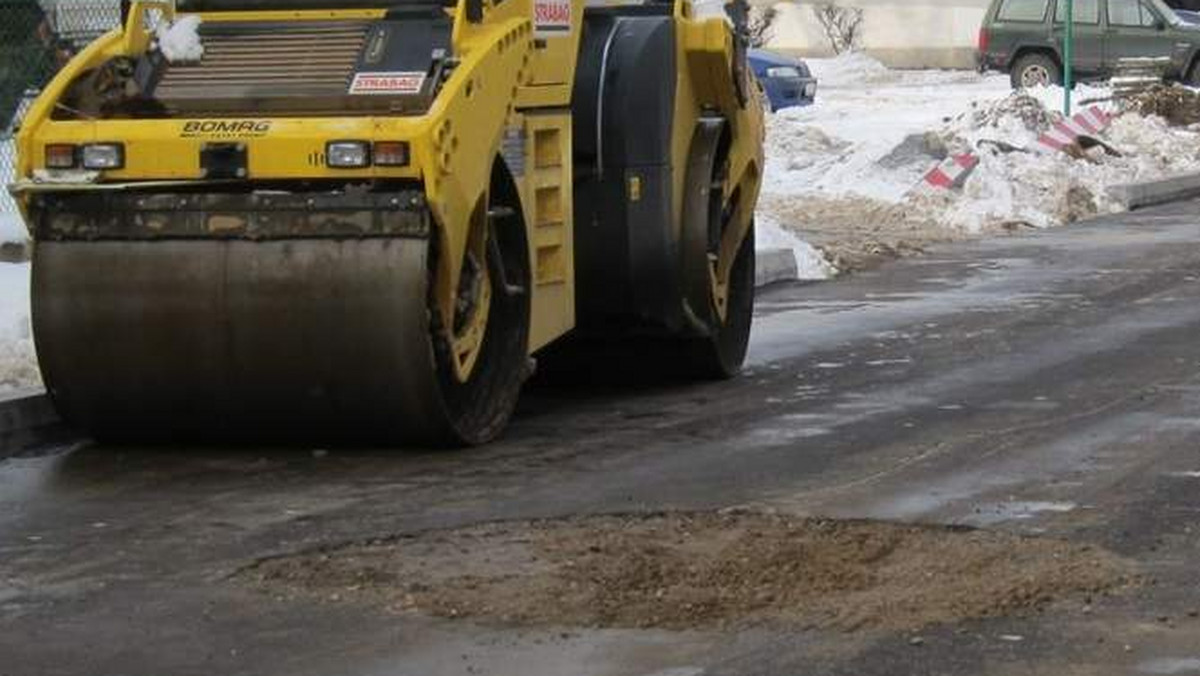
<box><xmin>1177</xmin><ymin>9</ymin><xmax>1200</xmax><ymax>23</ymax></box>
<box><xmin>749</xmin><ymin>49</ymin><xmax>818</xmax><ymax>112</ymax></box>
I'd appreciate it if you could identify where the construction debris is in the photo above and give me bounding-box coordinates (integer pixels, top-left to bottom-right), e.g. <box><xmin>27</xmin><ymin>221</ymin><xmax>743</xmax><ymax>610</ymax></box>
<box><xmin>1110</xmin><ymin>57</ymin><xmax>1170</xmax><ymax>99</ymax></box>
<box><xmin>1127</xmin><ymin>84</ymin><xmax>1200</xmax><ymax>127</ymax></box>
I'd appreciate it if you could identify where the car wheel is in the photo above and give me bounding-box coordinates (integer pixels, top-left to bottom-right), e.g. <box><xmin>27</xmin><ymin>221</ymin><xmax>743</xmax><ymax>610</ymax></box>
<box><xmin>1187</xmin><ymin>60</ymin><xmax>1200</xmax><ymax>87</ymax></box>
<box><xmin>1010</xmin><ymin>53</ymin><xmax>1061</xmax><ymax>89</ymax></box>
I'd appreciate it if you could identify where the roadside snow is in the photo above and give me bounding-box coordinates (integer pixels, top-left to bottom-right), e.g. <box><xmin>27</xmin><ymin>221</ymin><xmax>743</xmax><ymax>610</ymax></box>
<box><xmin>0</xmin><ymin>213</ymin><xmax>27</xmax><ymax>245</ymax></box>
<box><xmin>758</xmin><ymin>52</ymin><xmax>1200</xmax><ymax>272</ymax></box>
<box><xmin>0</xmin><ymin>263</ymin><xmax>38</xmax><ymax>394</ymax></box>
<box><xmin>763</xmin><ymin>56</ymin><xmax>1112</xmax><ymax>208</ymax></box>
<box><xmin>932</xmin><ymin>102</ymin><xmax>1200</xmax><ymax>231</ymax></box>
<box><xmin>1</xmin><ymin>140</ymin><xmax>18</xmax><ymax>215</ymax></box>
<box><xmin>806</xmin><ymin>51</ymin><xmax>898</xmax><ymax>87</ymax></box>
<box><xmin>693</xmin><ymin>0</ymin><xmax>733</xmax><ymax>24</ymax></box>
<box><xmin>157</xmin><ymin>15</ymin><xmax>205</xmax><ymax>63</ymax></box>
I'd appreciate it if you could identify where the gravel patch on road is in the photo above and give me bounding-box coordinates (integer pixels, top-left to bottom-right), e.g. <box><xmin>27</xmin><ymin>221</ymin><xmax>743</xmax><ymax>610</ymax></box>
<box><xmin>245</xmin><ymin>511</ymin><xmax>1133</xmax><ymax>632</ymax></box>
<box><xmin>758</xmin><ymin>194</ymin><xmax>969</xmax><ymax>273</ymax></box>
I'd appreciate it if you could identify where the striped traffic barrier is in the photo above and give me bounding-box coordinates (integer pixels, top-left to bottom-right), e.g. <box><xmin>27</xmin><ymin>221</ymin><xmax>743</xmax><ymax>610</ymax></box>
<box><xmin>1037</xmin><ymin>105</ymin><xmax>1113</xmax><ymax>153</ymax></box>
<box><xmin>923</xmin><ymin>153</ymin><xmax>980</xmax><ymax>189</ymax></box>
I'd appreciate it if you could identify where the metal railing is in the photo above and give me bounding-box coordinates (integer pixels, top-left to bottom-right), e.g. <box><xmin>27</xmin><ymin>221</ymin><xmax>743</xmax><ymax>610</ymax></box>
<box><xmin>1</xmin><ymin>0</ymin><xmax>120</xmax><ymax>217</ymax></box>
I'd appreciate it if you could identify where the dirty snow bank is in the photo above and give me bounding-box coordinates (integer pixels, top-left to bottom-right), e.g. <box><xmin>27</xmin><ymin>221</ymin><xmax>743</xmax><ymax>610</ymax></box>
<box><xmin>157</xmin><ymin>15</ymin><xmax>205</xmax><ymax>63</ymax></box>
<box><xmin>0</xmin><ymin>263</ymin><xmax>38</xmax><ymax>393</ymax></box>
<box><xmin>930</xmin><ymin>97</ymin><xmax>1200</xmax><ymax>231</ymax></box>
<box><xmin>758</xmin><ymin>52</ymin><xmax>1200</xmax><ymax>271</ymax></box>
<box><xmin>806</xmin><ymin>51</ymin><xmax>897</xmax><ymax>87</ymax></box>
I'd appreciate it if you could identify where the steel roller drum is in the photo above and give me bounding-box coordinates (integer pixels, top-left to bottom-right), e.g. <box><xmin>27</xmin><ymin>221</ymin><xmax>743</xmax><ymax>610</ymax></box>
<box><xmin>32</xmin><ymin>237</ymin><xmax>452</xmax><ymax>444</ymax></box>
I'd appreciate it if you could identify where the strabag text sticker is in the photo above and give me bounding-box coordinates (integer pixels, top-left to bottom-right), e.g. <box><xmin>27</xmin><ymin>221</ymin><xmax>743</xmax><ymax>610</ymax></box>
<box><xmin>534</xmin><ymin>0</ymin><xmax>571</xmax><ymax>36</ymax></box>
<box><xmin>349</xmin><ymin>72</ymin><xmax>426</xmax><ymax>95</ymax></box>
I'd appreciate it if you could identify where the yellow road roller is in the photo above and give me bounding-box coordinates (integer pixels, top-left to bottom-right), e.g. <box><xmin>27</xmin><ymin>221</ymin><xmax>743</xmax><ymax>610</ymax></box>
<box><xmin>12</xmin><ymin>0</ymin><xmax>764</xmax><ymax>445</ymax></box>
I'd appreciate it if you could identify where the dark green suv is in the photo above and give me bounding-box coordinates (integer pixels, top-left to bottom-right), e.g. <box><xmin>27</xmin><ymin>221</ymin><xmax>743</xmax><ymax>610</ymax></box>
<box><xmin>979</xmin><ymin>0</ymin><xmax>1200</xmax><ymax>87</ymax></box>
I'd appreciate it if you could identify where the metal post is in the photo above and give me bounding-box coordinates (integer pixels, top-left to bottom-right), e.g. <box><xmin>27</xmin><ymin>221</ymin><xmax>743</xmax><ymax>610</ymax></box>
<box><xmin>1063</xmin><ymin>0</ymin><xmax>1074</xmax><ymax>116</ymax></box>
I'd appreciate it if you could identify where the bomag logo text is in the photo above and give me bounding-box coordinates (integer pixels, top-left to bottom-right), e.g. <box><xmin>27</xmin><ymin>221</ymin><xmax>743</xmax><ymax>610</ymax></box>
<box><xmin>181</xmin><ymin>120</ymin><xmax>272</xmax><ymax>138</ymax></box>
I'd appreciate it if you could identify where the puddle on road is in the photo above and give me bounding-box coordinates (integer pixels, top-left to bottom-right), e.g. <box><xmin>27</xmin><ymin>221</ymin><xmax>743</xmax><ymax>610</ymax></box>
<box><xmin>1138</xmin><ymin>657</ymin><xmax>1200</xmax><ymax>675</ymax></box>
<box><xmin>244</xmin><ymin>511</ymin><xmax>1133</xmax><ymax>632</ymax></box>
<box><xmin>966</xmin><ymin>501</ymin><xmax>1079</xmax><ymax>526</ymax></box>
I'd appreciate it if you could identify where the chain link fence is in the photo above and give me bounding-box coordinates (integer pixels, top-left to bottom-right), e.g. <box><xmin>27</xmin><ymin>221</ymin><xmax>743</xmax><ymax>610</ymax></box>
<box><xmin>1</xmin><ymin>0</ymin><xmax>120</xmax><ymax>218</ymax></box>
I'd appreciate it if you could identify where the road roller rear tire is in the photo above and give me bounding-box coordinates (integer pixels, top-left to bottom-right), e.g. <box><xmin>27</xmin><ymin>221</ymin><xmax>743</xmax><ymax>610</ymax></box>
<box><xmin>531</xmin><ymin>227</ymin><xmax>755</xmax><ymax>386</ymax></box>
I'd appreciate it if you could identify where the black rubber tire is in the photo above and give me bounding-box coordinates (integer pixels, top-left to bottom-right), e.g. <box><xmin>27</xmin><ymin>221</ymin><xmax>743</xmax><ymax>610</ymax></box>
<box><xmin>428</xmin><ymin>161</ymin><xmax>532</xmax><ymax>447</ymax></box>
<box><xmin>532</xmin><ymin>224</ymin><xmax>756</xmax><ymax>387</ymax></box>
<box><xmin>681</xmin><ymin>224</ymin><xmax>756</xmax><ymax>380</ymax></box>
<box><xmin>1187</xmin><ymin>60</ymin><xmax>1200</xmax><ymax>87</ymax></box>
<box><xmin>1010</xmin><ymin>52</ymin><xmax>1061</xmax><ymax>89</ymax></box>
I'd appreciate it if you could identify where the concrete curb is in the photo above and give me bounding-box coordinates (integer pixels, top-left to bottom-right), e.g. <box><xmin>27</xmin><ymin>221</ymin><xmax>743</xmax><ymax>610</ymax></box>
<box><xmin>1108</xmin><ymin>172</ymin><xmax>1200</xmax><ymax>210</ymax></box>
<box><xmin>0</xmin><ymin>390</ymin><xmax>66</xmax><ymax>458</ymax></box>
<box><xmin>756</xmin><ymin>248</ymin><xmax>799</xmax><ymax>288</ymax></box>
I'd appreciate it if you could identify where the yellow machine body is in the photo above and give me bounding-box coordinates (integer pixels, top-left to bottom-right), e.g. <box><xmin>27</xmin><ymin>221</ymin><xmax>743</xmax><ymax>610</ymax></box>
<box><xmin>13</xmin><ymin>0</ymin><xmax>764</xmax><ymax>445</ymax></box>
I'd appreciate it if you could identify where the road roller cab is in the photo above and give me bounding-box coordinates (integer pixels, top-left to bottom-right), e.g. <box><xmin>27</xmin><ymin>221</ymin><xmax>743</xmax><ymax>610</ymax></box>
<box><xmin>11</xmin><ymin>0</ymin><xmax>765</xmax><ymax>446</ymax></box>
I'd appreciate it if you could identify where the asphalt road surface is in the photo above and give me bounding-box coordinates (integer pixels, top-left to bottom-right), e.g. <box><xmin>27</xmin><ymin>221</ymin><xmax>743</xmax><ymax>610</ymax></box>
<box><xmin>6</xmin><ymin>201</ymin><xmax>1200</xmax><ymax>676</ymax></box>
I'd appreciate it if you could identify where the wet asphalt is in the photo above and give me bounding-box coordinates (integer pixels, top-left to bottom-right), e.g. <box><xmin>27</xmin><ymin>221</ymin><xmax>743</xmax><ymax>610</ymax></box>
<box><xmin>6</xmin><ymin>201</ymin><xmax>1200</xmax><ymax>675</ymax></box>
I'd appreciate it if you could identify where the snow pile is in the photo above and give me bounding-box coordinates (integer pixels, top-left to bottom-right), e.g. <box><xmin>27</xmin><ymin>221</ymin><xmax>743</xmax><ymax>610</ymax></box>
<box><xmin>692</xmin><ymin>0</ymin><xmax>733</xmax><ymax>24</ymax></box>
<box><xmin>806</xmin><ymin>52</ymin><xmax>894</xmax><ymax>87</ymax></box>
<box><xmin>808</xmin><ymin>52</ymin><xmax>989</xmax><ymax>90</ymax></box>
<box><xmin>1</xmin><ymin>140</ymin><xmax>18</xmax><ymax>216</ymax></box>
<box><xmin>0</xmin><ymin>263</ymin><xmax>39</xmax><ymax>394</ymax></box>
<box><xmin>771</xmin><ymin>125</ymin><xmax>852</xmax><ymax>172</ymax></box>
<box><xmin>759</xmin><ymin>60</ymin><xmax>1200</xmax><ymax>262</ymax></box>
<box><xmin>0</xmin><ymin>213</ymin><xmax>27</xmax><ymax>245</ymax></box>
<box><xmin>156</xmin><ymin>15</ymin><xmax>205</xmax><ymax>63</ymax></box>
<box><xmin>760</xmin><ymin>63</ymin><xmax>1019</xmax><ymax>205</ymax></box>
<box><xmin>931</xmin><ymin>93</ymin><xmax>1200</xmax><ymax>231</ymax></box>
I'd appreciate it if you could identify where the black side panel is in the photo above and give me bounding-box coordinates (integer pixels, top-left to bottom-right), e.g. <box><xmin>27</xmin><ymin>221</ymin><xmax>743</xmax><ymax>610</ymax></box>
<box><xmin>354</xmin><ymin>15</ymin><xmax>451</xmax><ymax>76</ymax></box>
<box><xmin>571</xmin><ymin>13</ymin><xmax>681</xmax><ymax>333</ymax></box>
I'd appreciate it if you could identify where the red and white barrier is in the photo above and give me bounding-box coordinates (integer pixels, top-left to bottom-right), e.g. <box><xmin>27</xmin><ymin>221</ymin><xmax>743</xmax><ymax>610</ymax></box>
<box><xmin>919</xmin><ymin>105</ymin><xmax>1114</xmax><ymax>192</ymax></box>
<box><xmin>923</xmin><ymin>153</ymin><xmax>980</xmax><ymax>189</ymax></box>
<box><xmin>1036</xmin><ymin>106</ymin><xmax>1114</xmax><ymax>153</ymax></box>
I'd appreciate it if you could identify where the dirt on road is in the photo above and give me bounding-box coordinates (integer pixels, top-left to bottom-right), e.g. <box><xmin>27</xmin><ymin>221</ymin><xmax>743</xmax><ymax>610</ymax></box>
<box><xmin>761</xmin><ymin>194</ymin><xmax>972</xmax><ymax>274</ymax></box>
<box><xmin>761</xmin><ymin>190</ymin><xmax>1100</xmax><ymax>276</ymax></box>
<box><xmin>245</xmin><ymin>511</ymin><xmax>1133</xmax><ymax>632</ymax></box>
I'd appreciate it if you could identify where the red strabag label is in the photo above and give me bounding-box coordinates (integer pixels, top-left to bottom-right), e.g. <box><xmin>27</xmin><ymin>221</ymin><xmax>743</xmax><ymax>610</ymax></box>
<box><xmin>349</xmin><ymin>72</ymin><xmax>426</xmax><ymax>95</ymax></box>
<box><xmin>534</xmin><ymin>0</ymin><xmax>571</xmax><ymax>35</ymax></box>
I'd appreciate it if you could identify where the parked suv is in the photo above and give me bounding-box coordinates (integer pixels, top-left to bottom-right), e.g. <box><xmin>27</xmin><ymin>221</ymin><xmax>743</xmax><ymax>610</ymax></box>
<box><xmin>979</xmin><ymin>0</ymin><xmax>1200</xmax><ymax>87</ymax></box>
